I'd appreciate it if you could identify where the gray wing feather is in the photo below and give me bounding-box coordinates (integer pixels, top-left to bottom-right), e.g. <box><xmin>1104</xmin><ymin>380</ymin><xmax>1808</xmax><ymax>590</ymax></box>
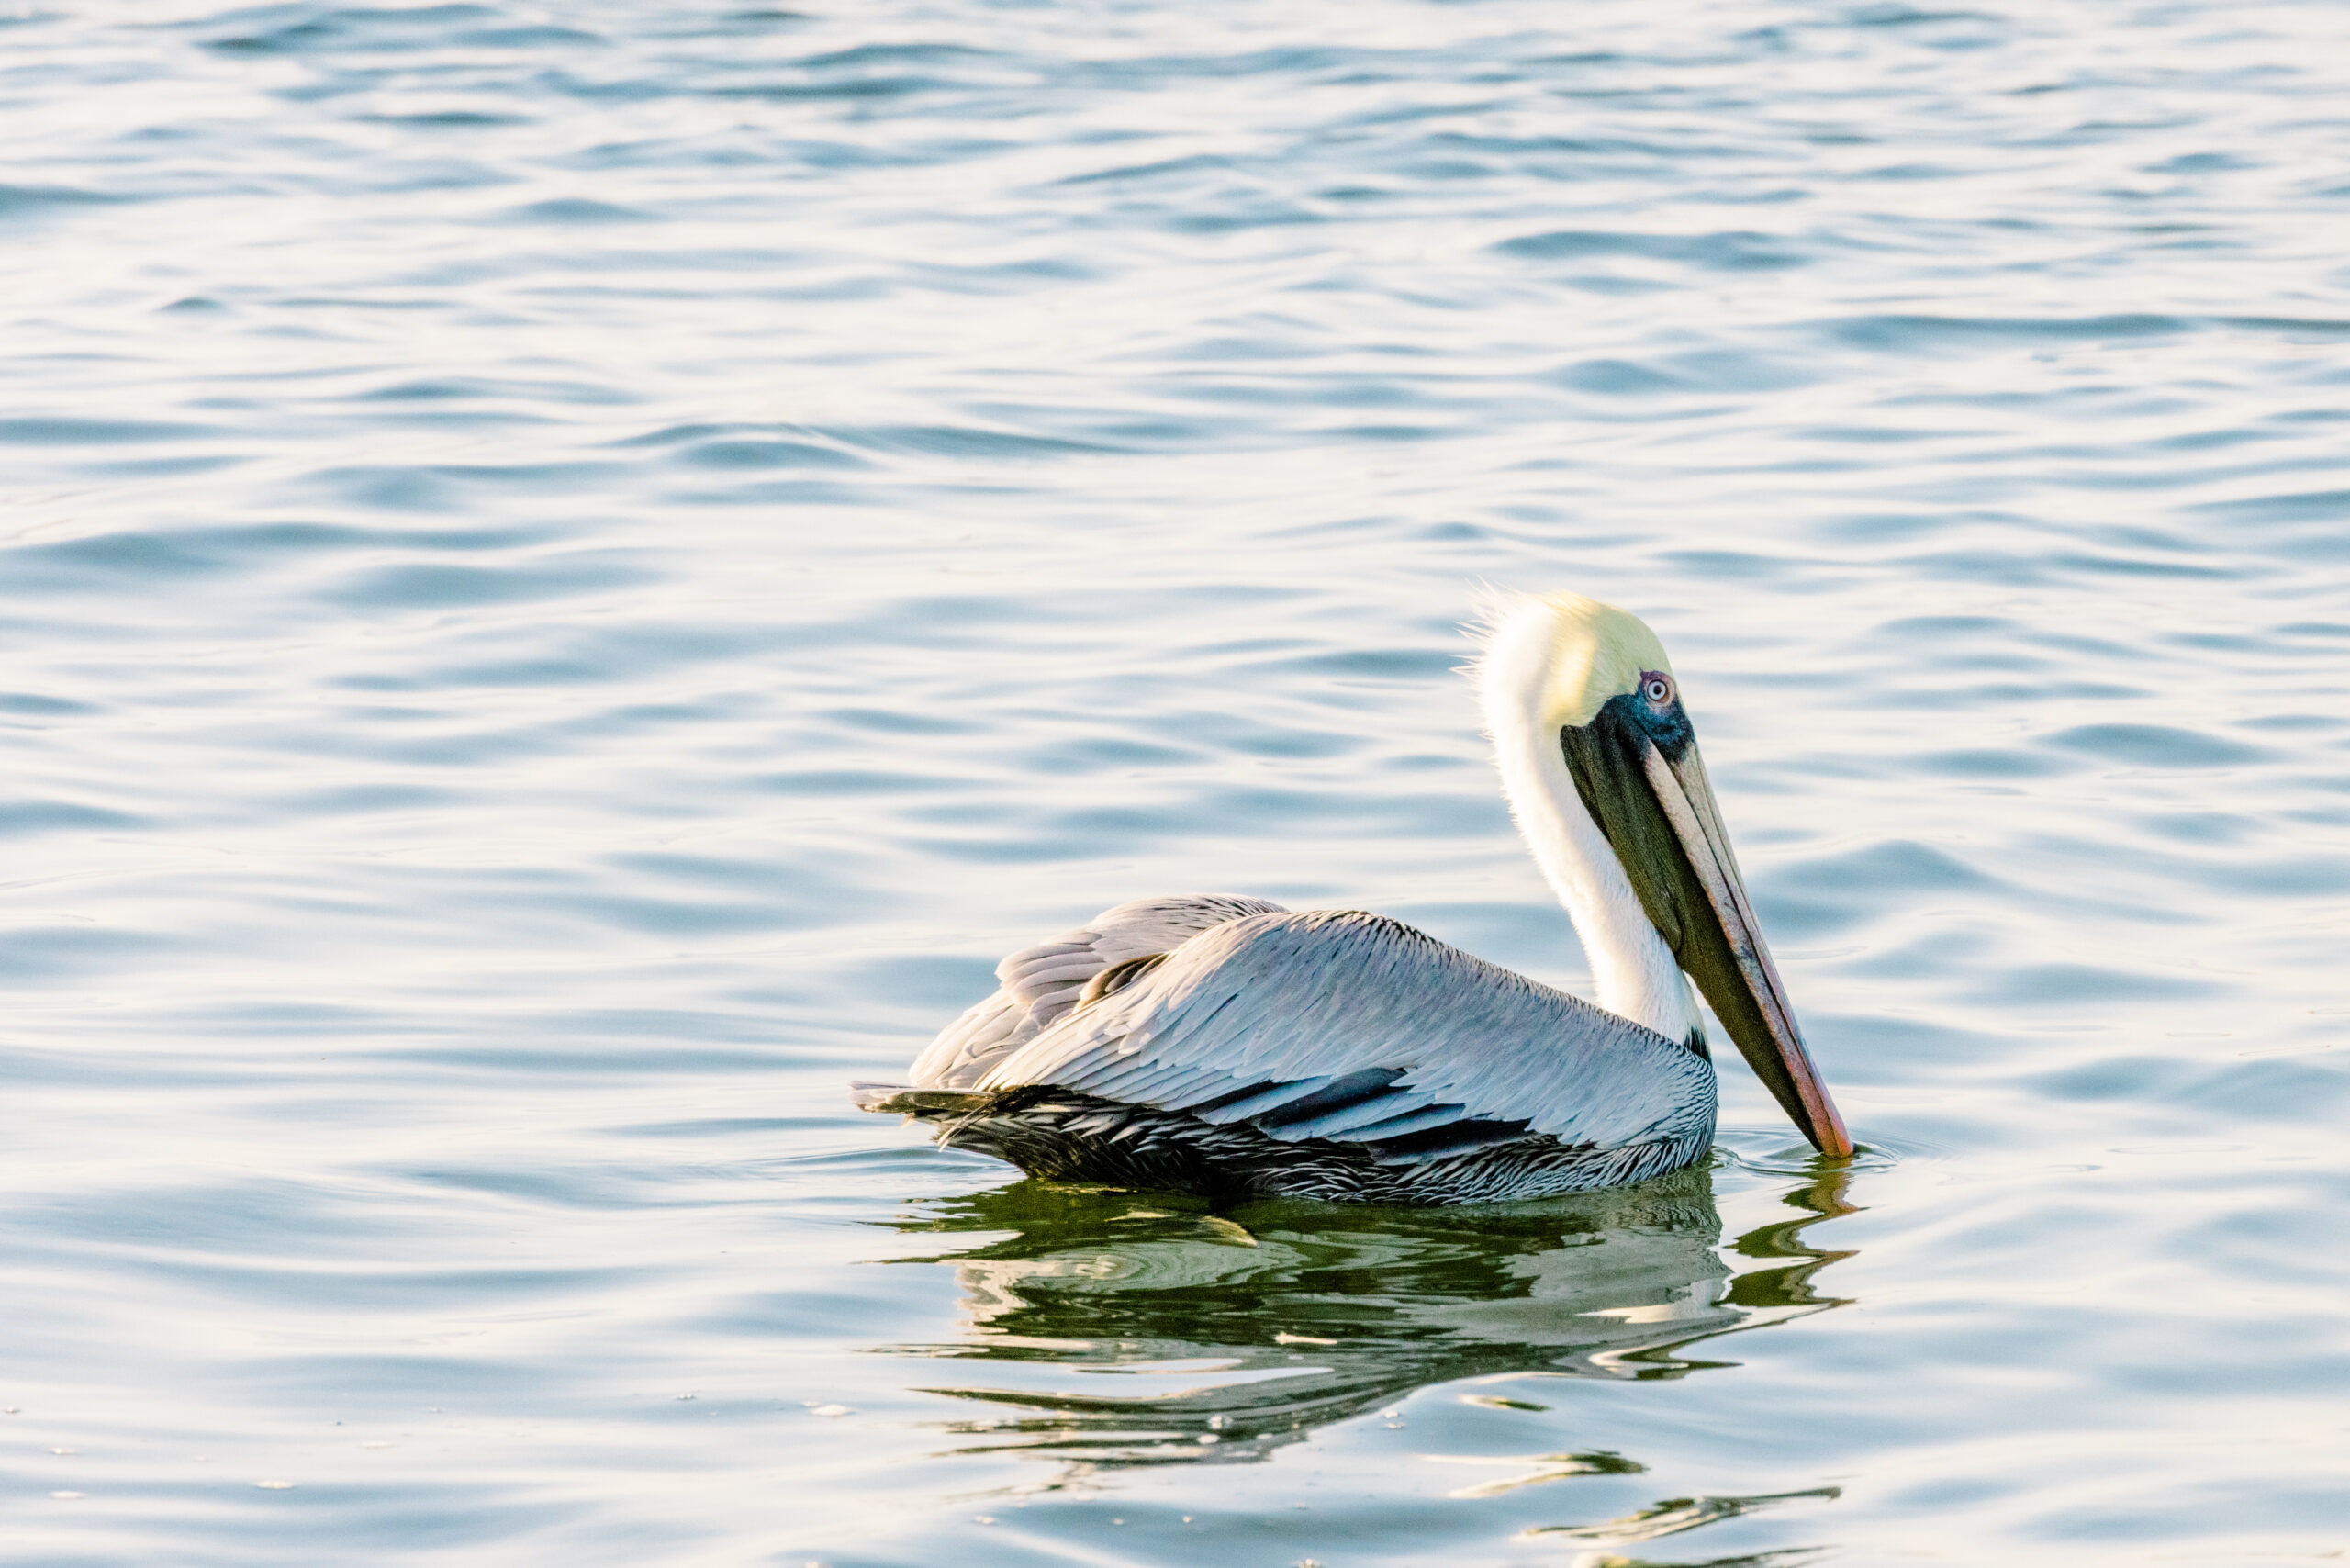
<box><xmin>908</xmin><ymin>894</ymin><xmax>1287</xmax><ymax>1089</ymax></box>
<box><xmin>979</xmin><ymin>910</ymin><xmax>1713</xmax><ymax>1154</ymax></box>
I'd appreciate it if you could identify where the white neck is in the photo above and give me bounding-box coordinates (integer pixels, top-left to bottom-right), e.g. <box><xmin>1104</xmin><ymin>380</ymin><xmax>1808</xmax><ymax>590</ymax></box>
<box><xmin>1477</xmin><ymin>611</ymin><xmax>1699</xmax><ymax>1045</ymax></box>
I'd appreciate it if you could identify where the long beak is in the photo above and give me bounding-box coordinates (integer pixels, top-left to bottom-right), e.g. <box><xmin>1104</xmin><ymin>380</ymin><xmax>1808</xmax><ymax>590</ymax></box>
<box><xmin>1561</xmin><ymin>711</ymin><xmax>1852</xmax><ymax>1157</ymax></box>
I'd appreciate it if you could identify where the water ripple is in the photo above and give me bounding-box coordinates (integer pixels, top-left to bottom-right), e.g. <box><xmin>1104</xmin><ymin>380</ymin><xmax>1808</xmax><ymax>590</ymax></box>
<box><xmin>4</xmin><ymin>0</ymin><xmax>2349</xmax><ymax>1564</ymax></box>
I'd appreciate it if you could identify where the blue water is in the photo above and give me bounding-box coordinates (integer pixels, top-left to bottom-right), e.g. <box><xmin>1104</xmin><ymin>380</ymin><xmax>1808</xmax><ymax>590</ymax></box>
<box><xmin>5</xmin><ymin>2</ymin><xmax>2349</xmax><ymax>1562</ymax></box>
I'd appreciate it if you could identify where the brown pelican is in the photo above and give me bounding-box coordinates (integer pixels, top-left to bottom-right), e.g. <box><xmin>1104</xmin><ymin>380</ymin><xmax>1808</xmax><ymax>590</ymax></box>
<box><xmin>855</xmin><ymin>592</ymin><xmax>1851</xmax><ymax>1203</ymax></box>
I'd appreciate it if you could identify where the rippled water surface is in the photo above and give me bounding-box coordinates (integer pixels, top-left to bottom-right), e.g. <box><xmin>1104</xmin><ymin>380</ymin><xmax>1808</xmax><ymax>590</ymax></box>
<box><xmin>6</xmin><ymin>2</ymin><xmax>2350</xmax><ymax>1562</ymax></box>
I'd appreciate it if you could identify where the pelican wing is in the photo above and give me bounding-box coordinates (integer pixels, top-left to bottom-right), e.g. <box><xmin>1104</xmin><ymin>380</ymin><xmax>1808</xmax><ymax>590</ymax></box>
<box><xmin>977</xmin><ymin>909</ymin><xmax>1713</xmax><ymax>1157</ymax></box>
<box><xmin>909</xmin><ymin>894</ymin><xmax>1287</xmax><ymax>1089</ymax></box>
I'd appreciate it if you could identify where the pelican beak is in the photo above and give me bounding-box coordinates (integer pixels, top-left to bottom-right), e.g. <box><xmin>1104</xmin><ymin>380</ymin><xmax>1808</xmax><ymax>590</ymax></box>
<box><xmin>1561</xmin><ymin>704</ymin><xmax>1852</xmax><ymax>1158</ymax></box>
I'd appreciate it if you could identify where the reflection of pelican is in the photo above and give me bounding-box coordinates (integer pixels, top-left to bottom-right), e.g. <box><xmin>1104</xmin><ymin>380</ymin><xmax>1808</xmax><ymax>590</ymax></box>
<box><xmin>873</xmin><ymin>1164</ymin><xmax>1852</xmax><ymax>1466</ymax></box>
<box><xmin>856</xmin><ymin>593</ymin><xmax>1849</xmax><ymax>1202</ymax></box>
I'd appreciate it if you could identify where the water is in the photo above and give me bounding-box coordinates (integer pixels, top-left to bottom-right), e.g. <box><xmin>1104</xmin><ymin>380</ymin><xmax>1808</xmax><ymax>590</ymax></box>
<box><xmin>5</xmin><ymin>1</ymin><xmax>2348</xmax><ymax>1562</ymax></box>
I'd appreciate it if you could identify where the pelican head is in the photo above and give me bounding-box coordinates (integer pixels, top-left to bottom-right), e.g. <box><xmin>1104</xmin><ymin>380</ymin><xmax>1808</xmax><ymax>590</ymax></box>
<box><xmin>1477</xmin><ymin>591</ymin><xmax>1852</xmax><ymax>1158</ymax></box>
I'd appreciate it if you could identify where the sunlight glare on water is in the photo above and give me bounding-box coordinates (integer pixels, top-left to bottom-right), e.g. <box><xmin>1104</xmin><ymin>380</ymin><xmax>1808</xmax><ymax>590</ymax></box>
<box><xmin>3</xmin><ymin>1</ymin><xmax>2348</xmax><ymax>1563</ymax></box>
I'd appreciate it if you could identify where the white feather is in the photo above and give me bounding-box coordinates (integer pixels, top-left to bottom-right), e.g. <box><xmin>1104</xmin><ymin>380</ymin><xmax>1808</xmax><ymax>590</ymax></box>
<box><xmin>1468</xmin><ymin>593</ymin><xmax>1700</xmax><ymax>1045</ymax></box>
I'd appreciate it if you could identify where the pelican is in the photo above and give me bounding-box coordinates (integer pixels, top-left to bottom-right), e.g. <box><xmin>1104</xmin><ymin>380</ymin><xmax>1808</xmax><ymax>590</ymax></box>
<box><xmin>855</xmin><ymin>592</ymin><xmax>1851</xmax><ymax>1204</ymax></box>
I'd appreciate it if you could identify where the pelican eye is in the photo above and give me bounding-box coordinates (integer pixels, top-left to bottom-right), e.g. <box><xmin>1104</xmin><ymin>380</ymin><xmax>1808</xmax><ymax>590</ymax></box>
<box><xmin>1640</xmin><ymin>674</ymin><xmax>1673</xmax><ymax>706</ymax></box>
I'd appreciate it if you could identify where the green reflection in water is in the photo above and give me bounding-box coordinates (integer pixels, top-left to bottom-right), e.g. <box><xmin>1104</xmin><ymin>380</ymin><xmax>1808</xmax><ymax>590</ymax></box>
<box><xmin>1565</xmin><ymin>1551</ymin><xmax>1827</xmax><ymax>1568</ymax></box>
<box><xmin>869</xmin><ymin>1158</ymin><xmax>1859</xmax><ymax>1479</ymax></box>
<box><xmin>1533</xmin><ymin>1485</ymin><xmax>1842</xmax><ymax>1560</ymax></box>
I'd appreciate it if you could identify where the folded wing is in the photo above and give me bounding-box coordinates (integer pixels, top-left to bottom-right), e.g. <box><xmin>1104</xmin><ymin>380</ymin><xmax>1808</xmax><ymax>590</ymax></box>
<box><xmin>978</xmin><ymin>909</ymin><xmax>1713</xmax><ymax>1159</ymax></box>
<box><xmin>909</xmin><ymin>894</ymin><xmax>1286</xmax><ymax>1089</ymax></box>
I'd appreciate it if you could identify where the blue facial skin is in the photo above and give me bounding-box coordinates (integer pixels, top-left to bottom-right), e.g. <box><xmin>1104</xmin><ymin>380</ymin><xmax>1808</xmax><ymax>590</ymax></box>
<box><xmin>1601</xmin><ymin>678</ymin><xmax>1695</xmax><ymax>765</ymax></box>
<box><xmin>1556</xmin><ymin>684</ymin><xmax>1696</xmax><ymax>856</ymax></box>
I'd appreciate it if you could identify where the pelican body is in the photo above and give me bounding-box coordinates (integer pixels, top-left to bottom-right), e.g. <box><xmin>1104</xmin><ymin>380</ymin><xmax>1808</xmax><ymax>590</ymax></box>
<box><xmin>855</xmin><ymin>593</ymin><xmax>1850</xmax><ymax>1204</ymax></box>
